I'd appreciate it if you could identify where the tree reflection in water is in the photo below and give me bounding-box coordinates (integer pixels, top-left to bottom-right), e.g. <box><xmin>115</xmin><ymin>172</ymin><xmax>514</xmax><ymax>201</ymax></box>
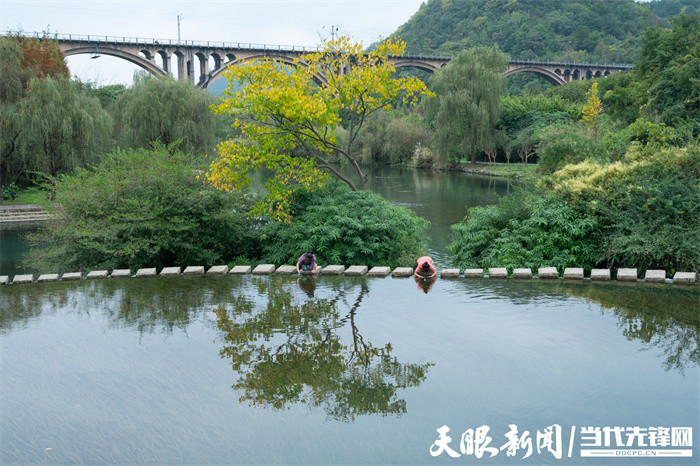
<box><xmin>561</xmin><ymin>284</ymin><xmax>699</xmax><ymax>375</ymax></box>
<box><xmin>214</xmin><ymin>279</ymin><xmax>432</xmax><ymax>421</ymax></box>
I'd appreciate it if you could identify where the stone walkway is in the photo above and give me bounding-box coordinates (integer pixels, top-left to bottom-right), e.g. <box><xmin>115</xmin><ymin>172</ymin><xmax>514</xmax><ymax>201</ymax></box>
<box><xmin>0</xmin><ymin>204</ymin><xmax>51</xmax><ymax>223</ymax></box>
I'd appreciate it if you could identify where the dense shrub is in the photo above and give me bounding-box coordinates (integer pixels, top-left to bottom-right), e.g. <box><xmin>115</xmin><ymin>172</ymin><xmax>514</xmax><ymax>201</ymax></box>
<box><xmin>259</xmin><ymin>181</ymin><xmax>430</xmax><ymax>267</ymax></box>
<box><xmin>535</xmin><ymin>120</ymin><xmax>631</xmax><ymax>173</ymax></box>
<box><xmin>450</xmin><ymin>144</ymin><xmax>700</xmax><ymax>274</ymax></box>
<box><xmin>547</xmin><ymin>144</ymin><xmax>700</xmax><ymax>272</ymax></box>
<box><xmin>448</xmin><ymin>189</ymin><xmax>601</xmax><ymax>271</ymax></box>
<box><xmin>26</xmin><ymin>146</ymin><xmax>261</xmax><ymax>272</ymax></box>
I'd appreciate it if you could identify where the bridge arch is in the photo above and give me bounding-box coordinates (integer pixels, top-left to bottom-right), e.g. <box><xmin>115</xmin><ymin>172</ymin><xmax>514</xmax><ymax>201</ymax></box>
<box><xmin>202</xmin><ymin>54</ymin><xmax>326</xmax><ymax>89</ymax></box>
<box><xmin>505</xmin><ymin>66</ymin><xmax>566</xmax><ymax>86</ymax></box>
<box><xmin>393</xmin><ymin>60</ymin><xmax>439</xmax><ymax>74</ymax></box>
<box><xmin>62</xmin><ymin>46</ymin><xmax>166</xmax><ymax>77</ymax></box>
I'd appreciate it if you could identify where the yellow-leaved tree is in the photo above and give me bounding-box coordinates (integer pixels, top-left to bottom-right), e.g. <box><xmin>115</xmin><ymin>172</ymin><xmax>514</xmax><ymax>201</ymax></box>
<box><xmin>207</xmin><ymin>36</ymin><xmax>432</xmax><ymax>221</ymax></box>
<box><xmin>582</xmin><ymin>82</ymin><xmax>603</xmax><ymax>140</ymax></box>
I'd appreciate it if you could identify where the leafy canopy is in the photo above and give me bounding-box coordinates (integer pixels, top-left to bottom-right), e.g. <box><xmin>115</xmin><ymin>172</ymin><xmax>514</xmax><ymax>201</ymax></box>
<box><xmin>207</xmin><ymin>36</ymin><xmax>431</xmax><ymax>221</ymax></box>
<box><xmin>426</xmin><ymin>46</ymin><xmax>508</xmax><ymax>163</ymax></box>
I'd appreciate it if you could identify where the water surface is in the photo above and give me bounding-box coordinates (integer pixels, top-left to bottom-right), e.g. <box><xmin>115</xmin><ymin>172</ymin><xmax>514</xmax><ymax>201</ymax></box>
<box><xmin>1</xmin><ymin>276</ymin><xmax>697</xmax><ymax>463</ymax></box>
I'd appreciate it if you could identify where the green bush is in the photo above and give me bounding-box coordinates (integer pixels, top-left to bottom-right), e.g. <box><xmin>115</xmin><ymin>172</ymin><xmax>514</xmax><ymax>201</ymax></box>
<box><xmin>259</xmin><ymin>181</ymin><xmax>430</xmax><ymax>267</ymax></box>
<box><xmin>536</xmin><ymin>120</ymin><xmax>631</xmax><ymax>174</ymax></box>
<box><xmin>595</xmin><ymin>146</ymin><xmax>700</xmax><ymax>272</ymax></box>
<box><xmin>448</xmin><ymin>189</ymin><xmax>600</xmax><ymax>271</ymax></box>
<box><xmin>26</xmin><ymin>145</ymin><xmax>261</xmax><ymax>272</ymax></box>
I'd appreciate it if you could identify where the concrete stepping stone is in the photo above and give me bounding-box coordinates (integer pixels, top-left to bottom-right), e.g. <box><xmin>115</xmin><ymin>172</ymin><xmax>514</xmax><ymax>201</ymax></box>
<box><xmin>464</xmin><ymin>268</ymin><xmax>484</xmax><ymax>278</ymax></box>
<box><xmin>160</xmin><ymin>267</ymin><xmax>181</xmax><ymax>276</ymax></box>
<box><xmin>275</xmin><ymin>265</ymin><xmax>297</xmax><ymax>275</ymax></box>
<box><xmin>368</xmin><ymin>266</ymin><xmax>391</xmax><ymax>277</ymax></box>
<box><xmin>488</xmin><ymin>268</ymin><xmax>508</xmax><ymax>279</ymax></box>
<box><xmin>391</xmin><ymin>267</ymin><xmax>413</xmax><ymax>277</ymax></box>
<box><xmin>300</xmin><ymin>267</ymin><xmax>321</xmax><ymax>275</ymax></box>
<box><xmin>0</xmin><ymin>276</ymin><xmax>8</xmax><ymax>285</ymax></box>
<box><xmin>37</xmin><ymin>274</ymin><xmax>59</xmax><ymax>282</ymax></box>
<box><xmin>538</xmin><ymin>267</ymin><xmax>559</xmax><ymax>279</ymax></box>
<box><xmin>345</xmin><ymin>266</ymin><xmax>368</xmax><ymax>276</ymax></box>
<box><xmin>563</xmin><ymin>268</ymin><xmax>584</xmax><ymax>280</ymax></box>
<box><xmin>590</xmin><ymin>269</ymin><xmax>611</xmax><ymax>281</ymax></box>
<box><xmin>61</xmin><ymin>272</ymin><xmax>82</xmax><ymax>281</ymax></box>
<box><xmin>513</xmin><ymin>268</ymin><xmax>532</xmax><ymax>279</ymax></box>
<box><xmin>440</xmin><ymin>269</ymin><xmax>460</xmax><ymax>278</ymax></box>
<box><xmin>135</xmin><ymin>268</ymin><xmax>157</xmax><ymax>277</ymax></box>
<box><xmin>183</xmin><ymin>266</ymin><xmax>205</xmax><ymax>276</ymax></box>
<box><xmin>86</xmin><ymin>270</ymin><xmax>108</xmax><ymax>279</ymax></box>
<box><xmin>617</xmin><ymin>268</ymin><xmax>637</xmax><ymax>282</ymax></box>
<box><xmin>12</xmin><ymin>274</ymin><xmax>33</xmax><ymax>284</ymax></box>
<box><xmin>111</xmin><ymin>269</ymin><xmax>131</xmax><ymax>278</ymax></box>
<box><xmin>229</xmin><ymin>265</ymin><xmax>252</xmax><ymax>274</ymax></box>
<box><xmin>673</xmin><ymin>272</ymin><xmax>697</xmax><ymax>285</ymax></box>
<box><xmin>322</xmin><ymin>265</ymin><xmax>345</xmax><ymax>275</ymax></box>
<box><xmin>252</xmin><ymin>264</ymin><xmax>276</xmax><ymax>275</ymax></box>
<box><xmin>644</xmin><ymin>269</ymin><xmax>666</xmax><ymax>283</ymax></box>
<box><xmin>207</xmin><ymin>265</ymin><xmax>229</xmax><ymax>275</ymax></box>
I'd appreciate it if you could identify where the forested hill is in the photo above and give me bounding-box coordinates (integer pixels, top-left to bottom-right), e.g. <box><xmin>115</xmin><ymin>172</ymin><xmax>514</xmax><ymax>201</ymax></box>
<box><xmin>391</xmin><ymin>0</ymin><xmax>700</xmax><ymax>63</ymax></box>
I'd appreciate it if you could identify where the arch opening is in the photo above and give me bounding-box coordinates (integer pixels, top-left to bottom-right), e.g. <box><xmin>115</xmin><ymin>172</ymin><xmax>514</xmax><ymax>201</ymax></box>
<box><xmin>504</xmin><ymin>67</ymin><xmax>565</xmax><ymax>86</ymax></box>
<box><xmin>62</xmin><ymin>46</ymin><xmax>165</xmax><ymax>79</ymax></box>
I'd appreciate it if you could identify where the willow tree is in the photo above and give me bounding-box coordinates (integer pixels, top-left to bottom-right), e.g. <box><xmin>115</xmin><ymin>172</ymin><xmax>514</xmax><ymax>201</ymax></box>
<box><xmin>207</xmin><ymin>36</ymin><xmax>431</xmax><ymax>221</ymax></box>
<box><xmin>111</xmin><ymin>73</ymin><xmax>218</xmax><ymax>155</ymax></box>
<box><xmin>426</xmin><ymin>47</ymin><xmax>508</xmax><ymax>164</ymax></box>
<box><xmin>0</xmin><ymin>34</ymin><xmax>111</xmax><ymax>202</ymax></box>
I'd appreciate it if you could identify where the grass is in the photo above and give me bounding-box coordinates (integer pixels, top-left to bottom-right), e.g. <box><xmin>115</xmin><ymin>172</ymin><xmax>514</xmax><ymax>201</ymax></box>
<box><xmin>1</xmin><ymin>187</ymin><xmax>52</xmax><ymax>209</ymax></box>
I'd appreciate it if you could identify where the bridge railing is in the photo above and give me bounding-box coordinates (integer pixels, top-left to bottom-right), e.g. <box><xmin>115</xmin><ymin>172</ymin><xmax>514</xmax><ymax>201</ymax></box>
<box><xmin>1</xmin><ymin>30</ymin><xmax>323</xmax><ymax>53</ymax></box>
<box><xmin>508</xmin><ymin>58</ymin><xmax>634</xmax><ymax>69</ymax></box>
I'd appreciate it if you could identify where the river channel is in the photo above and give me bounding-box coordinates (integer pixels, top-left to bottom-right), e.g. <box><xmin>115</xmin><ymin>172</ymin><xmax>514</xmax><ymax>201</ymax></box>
<box><xmin>1</xmin><ymin>167</ymin><xmax>698</xmax><ymax>463</ymax></box>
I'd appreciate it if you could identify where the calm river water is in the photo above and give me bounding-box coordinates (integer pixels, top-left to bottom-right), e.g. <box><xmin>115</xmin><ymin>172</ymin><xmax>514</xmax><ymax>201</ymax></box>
<box><xmin>1</xmin><ymin>168</ymin><xmax>698</xmax><ymax>464</ymax></box>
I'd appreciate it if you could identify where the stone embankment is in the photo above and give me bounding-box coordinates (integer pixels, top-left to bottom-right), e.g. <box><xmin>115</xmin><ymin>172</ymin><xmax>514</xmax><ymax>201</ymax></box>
<box><xmin>1</xmin><ymin>265</ymin><xmax>697</xmax><ymax>286</ymax></box>
<box><xmin>0</xmin><ymin>204</ymin><xmax>51</xmax><ymax>223</ymax></box>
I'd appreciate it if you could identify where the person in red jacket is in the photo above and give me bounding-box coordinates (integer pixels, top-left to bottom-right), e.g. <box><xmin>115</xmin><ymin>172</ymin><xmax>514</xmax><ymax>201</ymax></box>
<box><xmin>414</xmin><ymin>255</ymin><xmax>437</xmax><ymax>279</ymax></box>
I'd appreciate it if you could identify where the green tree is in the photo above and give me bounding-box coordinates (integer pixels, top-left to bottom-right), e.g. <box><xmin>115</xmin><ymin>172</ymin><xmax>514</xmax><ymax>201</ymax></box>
<box><xmin>111</xmin><ymin>73</ymin><xmax>218</xmax><ymax>154</ymax></box>
<box><xmin>426</xmin><ymin>46</ymin><xmax>508</xmax><ymax>164</ymax></box>
<box><xmin>0</xmin><ymin>35</ymin><xmax>112</xmax><ymax>202</ymax></box>
<box><xmin>207</xmin><ymin>36</ymin><xmax>431</xmax><ymax>221</ymax></box>
<box><xmin>14</xmin><ymin>77</ymin><xmax>113</xmax><ymax>177</ymax></box>
<box><xmin>582</xmin><ymin>82</ymin><xmax>603</xmax><ymax>139</ymax></box>
<box><xmin>636</xmin><ymin>14</ymin><xmax>700</xmax><ymax>127</ymax></box>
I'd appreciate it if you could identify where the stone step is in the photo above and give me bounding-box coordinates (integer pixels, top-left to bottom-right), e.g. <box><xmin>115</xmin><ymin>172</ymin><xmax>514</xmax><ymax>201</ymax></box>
<box><xmin>0</xmin><ymin>211</ymin><xmax>52</xmax><ymax>222</ymax></box>
<box><xmin>0</xmin><ymin>215</ymin><xmax>52</xmax><ymax>223</ymax></box>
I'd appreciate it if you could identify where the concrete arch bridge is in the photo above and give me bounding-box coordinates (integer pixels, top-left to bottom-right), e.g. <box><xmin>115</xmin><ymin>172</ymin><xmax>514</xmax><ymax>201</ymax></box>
<box><xmin>13</xmin><ymin>32</ymin><xmax>633</xmax><ymax>89</ymax></box>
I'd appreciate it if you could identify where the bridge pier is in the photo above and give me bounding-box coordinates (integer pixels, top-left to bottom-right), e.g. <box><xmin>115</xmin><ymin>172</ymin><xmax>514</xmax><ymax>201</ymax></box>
<box><xmin>159</xmin><ymin>51</ymin><xmax>171</xmax><ymax>75</ymax></box>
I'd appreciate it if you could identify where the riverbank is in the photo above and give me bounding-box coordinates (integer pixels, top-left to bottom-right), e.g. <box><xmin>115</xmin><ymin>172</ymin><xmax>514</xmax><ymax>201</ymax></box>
<box><xmin>393</xmin><ymin>161</ymin><xmax>539</xmax><ymax>179</ymax></box>
<box><xmin>453</xmin><ymin>162</ymin><xmax>538</xmax><ymax>179</ymax></box>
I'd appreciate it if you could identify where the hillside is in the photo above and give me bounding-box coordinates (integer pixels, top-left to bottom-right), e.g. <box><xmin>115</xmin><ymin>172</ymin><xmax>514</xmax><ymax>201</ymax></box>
<box><xmin>391</xmin><ymin>0</ymin><xmax>699</xmax><ymax>63</ymax></box>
